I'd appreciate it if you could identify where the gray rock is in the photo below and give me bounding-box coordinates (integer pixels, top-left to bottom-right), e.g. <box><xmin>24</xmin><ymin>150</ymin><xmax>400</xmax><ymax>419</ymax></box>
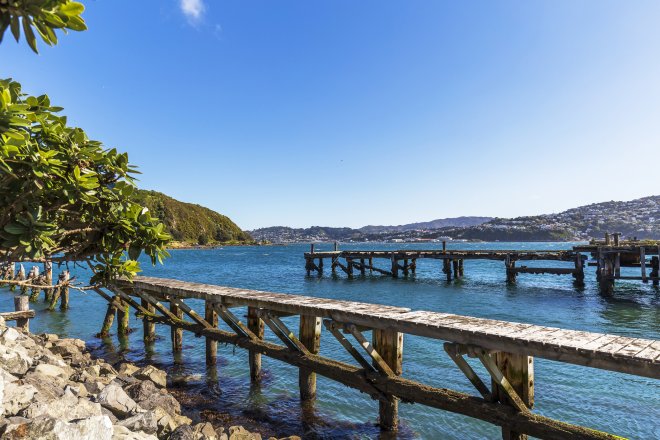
<box><xmin>4</xmin><ymin>415</ymin><xmax>114</xmax><ymax>440</ymax></box>
<box><xmin>193</xmin><ymin>422</ymin><xmax>219</xmax><ymax>440</ymax></box>
<box><xmin>34</xmin><ymin>362</ymin><xmax>71</xmax><ymax>379</ymax></box>
<box><xmin>117</xmin><ymin>410</ymin><xmax>159</xmax><ymax>435</ymax></box>
<box><xmin>134</xmin><ymin>365</ymin><xmax>167</xmax><ymax>388</ymax></box>
<box><xmin>169</xmin><ymin>424</ymin><xmax>195</xmax><ymax>440</ymax></box>
<box><xmin>3</xmin><ymin>381</ymin><xmax>37</xmax><ymax>416</ymax></box>
<box><xmin>0</xmin><ymin>326</ymin><xmax>25</xmax><ymax>344</ymax></box>
<box><xmin>118</xmin><ymin>363</ymin><xmax>140</xmax><ymax>376</ymax></box>
<box><xmin>97</xmin><ymin>384</ymin><xmax>141</xmax><ymax>418</ymax></box>
<box><xmin>112</xmin><ymin>424</ymin><xmax>159</xmax><ymax>440</ymax></box>
<box><xmin>0</xmin><ymin>345</ymin><xmax>33</xmax><ymax>376</ymax></box>
<box><xmin>22</xmin><ymin>391</ymin><xmax>103</xmax><ymax>421</ymax></box>
<box><xmin>22</xmin><ymin>371</ymin><xmax>67</xmax><ymax>402</ymax></box>
<box><xmin>125</xmin><ymin>380</ymin><xmax>181</xmax><ymax>417</ymax></box>
<box><xmin>228</xmin><ymin>426</ymin><xmax>262</xmax><ymax>440</ymax></box>
<box><xmin>0</xmin><ymin>367</ymin><xmax>4</xmax><ymax>418</ymax></box>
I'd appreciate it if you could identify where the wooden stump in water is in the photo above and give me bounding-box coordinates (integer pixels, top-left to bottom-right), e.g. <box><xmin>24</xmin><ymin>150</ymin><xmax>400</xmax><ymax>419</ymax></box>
<box><xmin>99</xmin><ymin>298</ymin><xmax>118</xmax><ymax>337</ymax></box>
<box><xmin>59</xmin><ymin>271</ymin><xmax>70</xmax><ymax>310</ymax></box>
<box><xmin>142</xmin><ymin>298</ymin><xmax>156</xmax><ymax>343</ymax></box>
<box><xmin>117</xmin><ymin>299</ymin><xmax>130</xmax><ymax>335</ymax></box>
<box><xmin>170</xmin><ymin>302</ymin><xmax>183</xmax><ymax>353</ymax></box>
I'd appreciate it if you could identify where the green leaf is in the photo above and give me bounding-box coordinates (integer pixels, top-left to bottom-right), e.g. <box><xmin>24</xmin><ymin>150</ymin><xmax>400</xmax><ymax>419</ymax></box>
<box><xmin>10</xmin><ymin>15</ymin><xmax>20</xmax><ymax>42</ymax></box>
<box><xmin>59</xmin><ymin>2</ymin><xmax>86</xmax><ymax>17</ymax></box>
<box><xmin>4</xmin><ymin>223</ymin><xmax>27</xmax><ymax>235</ymax></box>
<box><xmin>22</xmin><ymin>17</ymin><xmax>39</xmax><ymax>53</ymax></box>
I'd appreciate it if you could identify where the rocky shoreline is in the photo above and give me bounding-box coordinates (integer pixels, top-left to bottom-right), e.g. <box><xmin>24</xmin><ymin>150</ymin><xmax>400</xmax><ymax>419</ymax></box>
<box><xmin>0</xmin><ymin>315</ymin><xmax>299</xmax><ymax>440</ymax></box>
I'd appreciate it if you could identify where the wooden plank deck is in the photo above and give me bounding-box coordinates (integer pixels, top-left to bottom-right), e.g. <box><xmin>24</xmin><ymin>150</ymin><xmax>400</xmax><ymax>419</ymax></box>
<box><xmin>123</xmin><ymin>276</ymin><xmax>659</xmax><ymax>379</ymax></box>
<box><xmin>305</xmin><ymin>249</ymin><xmax>579</xmax><ymax>261</ymax></box>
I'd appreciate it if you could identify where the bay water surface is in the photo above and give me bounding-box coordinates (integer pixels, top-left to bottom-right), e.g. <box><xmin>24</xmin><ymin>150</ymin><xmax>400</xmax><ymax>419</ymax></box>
<box><xmin>1</xmin><ymin>242</ymin><xmax>658</xmax><ymax>439</ymax></box>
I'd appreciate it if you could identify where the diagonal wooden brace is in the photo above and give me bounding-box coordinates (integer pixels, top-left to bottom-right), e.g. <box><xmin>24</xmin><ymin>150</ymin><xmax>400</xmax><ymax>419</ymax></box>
<box><xmin>444</xmin><ymin>342</ymin><xmax>492</xmax><ymax>401</ymax></box>
<box><xmin>477</xmin><ymin>350</ymin><xmax>530</xmax><ymax>413</ymax></box>
<box><xmin>167</xmin><ymin>296</ymin><xmax>212</xmax><ymax>329</ymax></box>
<box><xmin>106</xmin><ymin>286</ymin><xmax>153</xmax><ymax>317</ymax></box>
<box><xmin>343</xmin><ymin>323</ymin><xmax>394</xmax><ymax>376</ymax></box>
<box><xmin>212</xmin><ymin>303</ymin><xmax>256</xmax><ymax>339</ymax></box>
<box><xmin>132</xmin><ymin>289</ymin><xmax>182</xmax><ymax>323</ymax></box>
<box><xmin>323</xmin><ymin>320</ymin><xmax>377</xmax><ymax>372</ymax></box>
<box><xmin>260</xmin><ymin>311</ymin><xmax>309</xmax><ymax>354</ymax></box>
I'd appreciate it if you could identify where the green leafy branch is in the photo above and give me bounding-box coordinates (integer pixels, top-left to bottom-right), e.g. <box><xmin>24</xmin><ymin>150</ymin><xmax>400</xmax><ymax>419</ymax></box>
<box><xmin>0</xmin><ymin>0</ymin><xmax>87</xmax><ymax>53</ymax></box>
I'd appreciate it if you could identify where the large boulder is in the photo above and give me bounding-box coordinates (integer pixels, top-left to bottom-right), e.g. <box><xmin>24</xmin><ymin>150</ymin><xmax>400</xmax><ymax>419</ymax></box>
<box><xmin>97</xmin><ymin>384</ymin><xmax>141</xmax><ymax>418</ymax></box>
<box><xmin>134</xmin><ymin>366</ymin><xmax>167</xmax><ymax>389</ymax></box>
<box><xmin>22</xmin><ymin>390</ymin><xmax>103</xmax><ymax>421</ymax></box>
<box><xmin>169</xmin><ymin>424</ymin><xmax>195</xmax><ymax>440</ymax></box>
<box><xmin>193</xmin><ymin>422</ymin><xmax>220</xmax><ymax>440</ymax></box>
<box><xmin>3</xmin><ymin>415</ymin><xmax>113</xmax><ymax>440</ymax></box>
<box><xmin>3</xmin><ymin>381</ymin><xmax>37</xmax><ymax>416</ymax></box>
<box><xmin>125</xmin><ymin>380</ymin><xmax>181</xmax><ymax>417</ymax></box>
<box><xmin>0</xmin><ymin>346</ymin><xmax>32</xmax><ymax>376</ymax></box>
<box><xmin>112</xmin><ymin>424</ymin><xmax>159</xmax><ymax>440</ymax></box>
<box><xmin>22</xmin><ymin>371</ymin><xmax>67</xmax><ymax>402</ymax></box>
<box><xmin>117</xmin><ymin>410</ymin><xmax>159</xmax><ymax>435</ymax></box>
<box><xmin>228</xmin><ymin>426</ymin><xmax>262</xmax><ymax>440</ymax></box>
<box><xmin>33</xmin><ymin>363</ymin><xmax>72</xmax><ymax>380</ymax></box>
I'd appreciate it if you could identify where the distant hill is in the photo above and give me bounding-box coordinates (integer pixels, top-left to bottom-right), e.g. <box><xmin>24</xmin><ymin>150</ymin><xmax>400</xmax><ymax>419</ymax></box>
<box><xmin>133</xmin><ymin>190</ymin><xmax>252</xmax><ymax>246</ymax></box>
<box><xmin>250</xmin><ymin>196</ymin><xmax>660</xmax><ymax>243</ymax></box>
<box><xmin>359</xmin><ymin>216</ymin><xmax>492</xmax><ymax>234</ymax></box>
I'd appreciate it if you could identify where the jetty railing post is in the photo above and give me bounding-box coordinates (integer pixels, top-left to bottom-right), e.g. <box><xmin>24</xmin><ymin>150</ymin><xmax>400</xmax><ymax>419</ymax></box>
<box><xmin>13</xmin><ymin>295</ymin><xmax>30</xmax><ymax>332</ymax></box>
<box><xmin>373</xmin><ymin>328</ymin><xmax>403</xmax><ymax>431</ymax></box>
<box><xmin>299</xmin><ymin>315</ymin><xmax>322</xmax><ymax>402</ymax></box>
<box><xmin>205</xmin><ymin>300</ymin><xmax>218</xmax><ymax>365</ymax></box>
<box><xmin>170</xmin><ymin>301</ymin><xmax>183</xmax><ymax>353</ymax></box>
<box><xmin>494</xmin><ymin>352</ymin><xmax>534</xmax><ymax>440</ymax></box>
<box><xmin>142</xmin><ymin>298</ymin><xmax>156</xmax><ymax>343</ymax></box>
<box><xmin>247</xmin><ymin>306</ymin><xmax>264</xmax><ymax>382</ymax></box>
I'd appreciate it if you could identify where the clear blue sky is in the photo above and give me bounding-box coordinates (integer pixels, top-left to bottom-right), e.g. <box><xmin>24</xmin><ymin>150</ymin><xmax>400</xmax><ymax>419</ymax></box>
<box><xmin>2</xmin><ymin>1</ymin><xmax>660</xmax><ymax>229</ymax></box>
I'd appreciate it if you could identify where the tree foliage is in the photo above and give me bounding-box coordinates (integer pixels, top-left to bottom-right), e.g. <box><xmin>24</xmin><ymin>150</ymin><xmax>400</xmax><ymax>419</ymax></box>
<box><xmin>0</xmin><ymin>0</ymin><xmax>87</xmax><ymax>53</ymax></box>
<box><xmin>0</xmin><ymin>78</ymin><xmax>170</xmax><ymax>285</ymax></box>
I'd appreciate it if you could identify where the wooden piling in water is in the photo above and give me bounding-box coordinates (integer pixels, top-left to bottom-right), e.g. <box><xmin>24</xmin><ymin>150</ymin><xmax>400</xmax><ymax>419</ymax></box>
<box><xmin>299</xmin><ymin>315</ymin><xmax>322</xmax><ymax>401</ymax></box>
<box><xmin>205</xmin><ymin>300</ymin><xmax>218</xmax><ymax>365</ymax></box>
<box><xmin>248</xmin><ymin>306</ymin><xmax>264</xmax><ymax>382</ymax></box>
<box><xmin>117</xmin><ymin>298</ymin><xmax>130</xmax><ymax>335</ymax></box>
<box><xmin>651</xmin><ymin>256</ymin><xmax>660</xmax><ymax>287</ymax></box>
<box><xmin>142</xmin><ymin>298</ymin><xmax>156</xmax><ymax>342</ymax></box>
<box><xmin>170</xmin><ymin>302</ymin><xmax>183</xmax><ymax>352</ymax></box>
<box><xmin>59</xmin><ymin>270</ymin><xmax>70</xmax><ymax>310</ymax></box>
<box><xmin>391</xmin><ymin>258</ymin><xmax>399</xmax><ymax>278</ymax></box>
<box><xmin>373</xmin><ymin>328</ymin><xmax>403</xmax><ymax>431</ymax></box>
<box><xmin>43</xmin><ymin>261</ymin><xmax>53</xmax><ymax>302</ymax></box>
<box><xmin>99</xmin><ymin>297</ymin><xmax>118</xmax><ymax>337</ymax></box>
<box><xmin>493</xmin><ymin>352</ymin><xmax>534</xmax><ymax>440</ymax></box>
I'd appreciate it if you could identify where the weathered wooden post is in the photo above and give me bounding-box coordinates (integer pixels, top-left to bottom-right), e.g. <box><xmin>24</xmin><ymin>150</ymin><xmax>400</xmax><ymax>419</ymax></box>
<box><xmin>318</xmin><ymin>258</ymin><xmax>323</xmax><ymax>273</ymax></box>
<box><xmin>574</xmin><ymin>253</ymin><xmax>584</xmax><ymax>285</ymax></box>
<box><xmin>205</xmin><ymin>300</ymin><xmax>218</xmax><ymax>365</ymax></box>
<box><xmin>505</xmin><ymin>255</ymin><xmax>516</xmax><ymax>283</ymax></box>
<box><xmin>613</xmin><ymin>233</ymin><xmax>621</xmax><ymax>246</ymax></box>
<box><xmin>493</xmin><ymin>352</ymin><xmax>534</xmax><ymax>440</ymax></box>
<box><xmin>369</xmin><ymin>257</ymin><xmax>374</xmax><ymax>274</ymax></box>
<box><xmin>116</xmin><ymin>299</ymin><xmax>130</xmax><ymax>336</ymax></box>
<box><xmin>346</xmin><ymin>258</ymin><xmax>354</xmax><ymax>277</ymax></box>
<box><xmin>28</xmin><ymin>266</ymin><xmax>40</xmax><ymax>302</ymax></box>
<box><xmin>391</xmin><ymin>257</ymin><xmax>398</xmax><ymax>278</ymax></box>
<box><xmin>640</xmin><ymin>247</ymin><xmax>647</xmax><ymax>283</ymax></box>
<box><xmin>458</xmin><ymin>259</ymin><xmax>464</xmax><ymax>277</ymax></box>
<box><xmin>334</xmin><ymin>241</ymin><xmax>338</xmax><ymax>251</ymax></box>
<box><xmin>403</xmin><ymin>259</ymin><xmax>409</xmax><ymax>276</ymax></box>
<box><xmin>305</xmin><ymin>257</ymin><xmax>312</xmax><ymax>277</ymax></box>
<box><xmin>299</xmin><ymin>315</ymin><xmax>322</xmax><ymax>401</ymax></box>
<box><xmin>310</xmin><ymin>243</ymin><xmax>315</xmax><ymax>254</ymax></box>
<box><xmin>247</xmin><ymin>306</ymin><xmax>264</xmax><ymax>382</ymax></box>
<box><xmin>142</xmin><ymin>298</ymin><xmax>156</xmax><ymax>342</ymax></box>
<box><xmin>442</xmin><ymin>258</ymin><xmax>452</xmax><ymax>281</ymax></box>
<box><xmin>170</xmin><ymin>301</ymin><xmax>183</xmax><ymax>353</ymax></box>
<box><xmin>13</xmin><ymin>295</ymin><xmax>30</xmax><ymax>332</ymax></box>
<box><xmin>373</xmin><ymin>328</ymin><xmax>403</xmax><ymax>431</ymax></box>
<box><xmin>452</xmin><ymin>259</ymin><xmax>459</xmax><ymax>279</ymax></box>
<box><xmin>43</xmin><ymin>261</ymin><xmax>53</xmax><ymax>302</ymax></box>
<box><xmin>99</xmin><ymin>297</ymin><xmax>118</xmax><ymax>337</ymax></box>
<box><xmin>599</xmin><ymin>253</ymin><xmax>614</xmax><ymax>295</ymax></box>
<box><xmin>59</xmin><ymin>270</ymin><xmax>70</xmax><ymax>310</ymax></box>
<box><xmin>359</xmin><ymin>258</ymin><xmax>366</xmax><ymax>275</ymax></box>
<box><xmin>411</xmin><ymin>258</ymin><xmax>417</xmax><ymax>275</ymax></box>
<box><xmin>651</xmin><ymin>255</ymin><xmax>660</xmax><ymax>287</ymax></box>
<box><xmin>604</xmin><ymin>232</ymin><xmax>611</xmax><ymax>245</ymax></box>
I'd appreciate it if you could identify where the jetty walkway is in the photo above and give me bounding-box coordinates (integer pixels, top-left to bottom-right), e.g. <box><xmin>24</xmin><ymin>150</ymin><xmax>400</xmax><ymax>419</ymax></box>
<box><xmin>90</xmin><ymin>275</ymin><xmax>660</xmax><ymax>440</ymax></box>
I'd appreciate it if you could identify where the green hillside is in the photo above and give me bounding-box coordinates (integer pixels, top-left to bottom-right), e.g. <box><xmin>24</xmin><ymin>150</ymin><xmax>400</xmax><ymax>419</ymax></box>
<box><xmin>133</xmin><ymin>190</ymin><xmax>253</xmax><ymax>246</ymax></box>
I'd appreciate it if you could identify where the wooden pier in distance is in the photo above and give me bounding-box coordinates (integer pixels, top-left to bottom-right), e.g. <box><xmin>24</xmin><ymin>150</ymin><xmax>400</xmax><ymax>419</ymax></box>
<box><xmin>305</xmin><ymin>234</ymin><xmax>660</xmax><ymax>293</ymax></box>
<box><xmin>305</xmin><ymin>244</ymin><xmax>586</xmax><ymax>284</ymax></box>
<box><xmin>99</xmin><ymin>275</ymin><xmax>659</xmax><ymax>440</ymax></box>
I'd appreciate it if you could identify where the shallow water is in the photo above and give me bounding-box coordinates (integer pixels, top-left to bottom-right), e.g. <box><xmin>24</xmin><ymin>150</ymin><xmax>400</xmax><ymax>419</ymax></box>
<box><xmin>2</xmin><ymin>242</ymin><xmax>659</xmax><ymax>439</ymax></box>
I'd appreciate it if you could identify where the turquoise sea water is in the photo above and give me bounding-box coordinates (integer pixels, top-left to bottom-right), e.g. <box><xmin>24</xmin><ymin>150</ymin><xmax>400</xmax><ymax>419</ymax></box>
<box><xmin>1</xmin><ymin>242</ymin><xmax>659</xmax><ymax>439</ymax></box>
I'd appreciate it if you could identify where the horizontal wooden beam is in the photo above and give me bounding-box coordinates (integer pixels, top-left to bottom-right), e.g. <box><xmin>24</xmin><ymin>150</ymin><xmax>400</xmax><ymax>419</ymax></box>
<box><xmin>0</xmin><ymin>310</ymin><xmax>35</xmax><ymax>321</ymax></box>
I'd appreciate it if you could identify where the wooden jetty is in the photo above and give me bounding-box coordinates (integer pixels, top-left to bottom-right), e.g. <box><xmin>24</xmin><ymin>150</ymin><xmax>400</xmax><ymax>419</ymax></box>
<box><xmin>305</xmin><ymin>235</ymin><xmax>660</xmax><ymax>293</ymax></box>
<box><xmin>305</xmin><ymin>244</ymin><xmax>587</xmax><ymax>285</ymax></box>
<box><xmin>95</xmin><ymin>275</ymin><xmax>660</xmax><ymax>440</ymax></box>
